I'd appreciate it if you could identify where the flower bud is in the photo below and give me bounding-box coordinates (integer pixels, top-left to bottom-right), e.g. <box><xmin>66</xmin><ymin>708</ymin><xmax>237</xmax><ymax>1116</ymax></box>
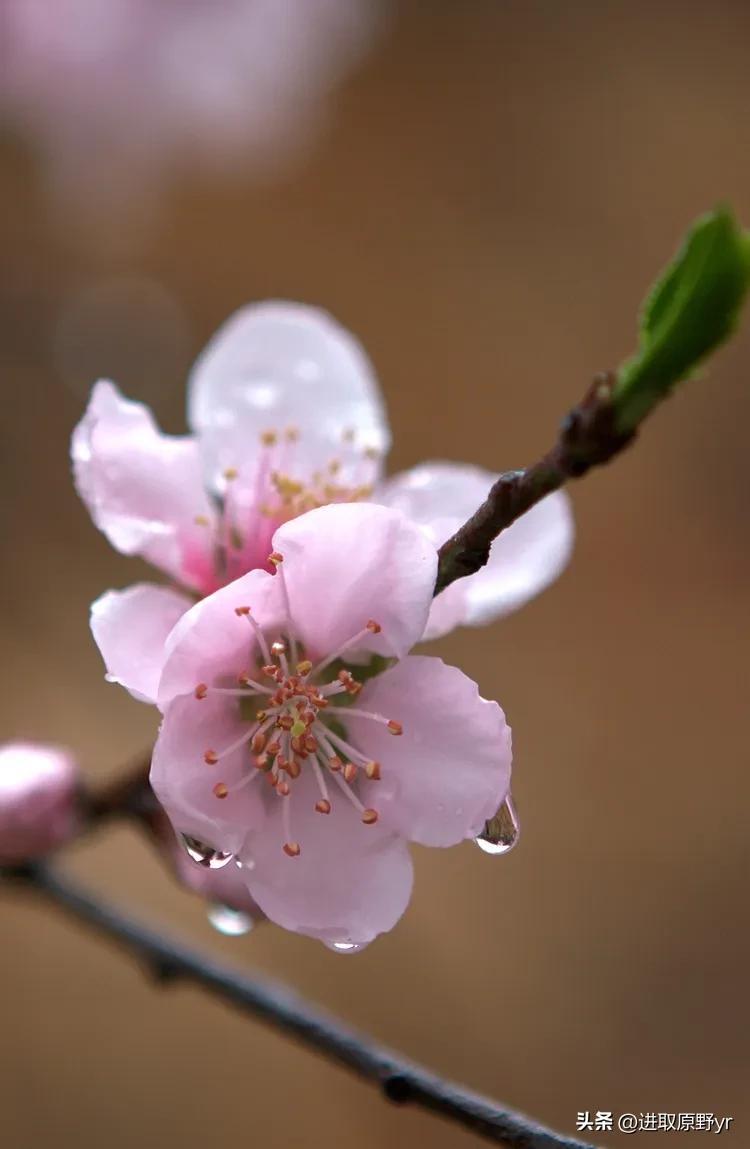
<box><xmin>0</xmin><ymin>742</ymin><xmax>79</xmax><ymax>863</ymax></box>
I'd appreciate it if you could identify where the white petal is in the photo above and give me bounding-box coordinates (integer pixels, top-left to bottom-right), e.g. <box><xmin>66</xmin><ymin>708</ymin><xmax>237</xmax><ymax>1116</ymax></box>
<box><xmin>271</xmin><ymin>503</ymin><xmax>437</xmax><ymax>663</ymax></box>
<box><xmin>72</xmin><ymin>380</ymin><xmax>215</xmax><ymax>591</ymax></box>
<box><xmin>378</xmin><ymin>462</ymin><xmax>574</xmax><ymax>637</ymax></box>
<box><xmin>243</xmin><ymin>769</ymin><xmax>413</xmax><ymax>945</ymax></box>
<box><xmin>90</xmin><ymin>583</ymin><xmax>193</xmax><ymax>703</ymax></box>
<box><xmin>350</xmin><ymin>656</ymin><xmax>512</xmax><ymax>847</ymax></box>
<box><xmin>187</xmin><ymin>301</ymin><xmax>391</xmax><ymax>490</ymax></box>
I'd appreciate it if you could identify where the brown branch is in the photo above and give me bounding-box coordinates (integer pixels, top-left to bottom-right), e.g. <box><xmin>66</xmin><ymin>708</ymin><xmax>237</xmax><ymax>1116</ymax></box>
<box><xmin>434</xmin><ymin>372</ymin><xmax>635</xmax><ymax>596</ymax></box>
<box><xmin>3</xmin><ymin>862</ymin><xmax>603</xmax><ymax>1149</ymax></box>
<box><xmin>82</xmin><ymin>753</ymin><xmax>154</xmax><ymax>826</ymax></box>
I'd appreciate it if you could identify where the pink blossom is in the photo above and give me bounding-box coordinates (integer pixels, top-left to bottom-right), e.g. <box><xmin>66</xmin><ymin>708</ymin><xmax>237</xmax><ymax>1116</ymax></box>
<box><xmin>0</xmin><ymin>0</ymin><xmax>385</xmax><ymax>218</ymax></box>
<box><xmin>145</xmin><ymin>504</ymin><xmax>512</xmax><ymax>946</ymax></box>
<box><xmin>0</xmin><ymin>742</ymin><xmax>79</xmax><ymax>863</ymax></box>
<box><xmin>74</xmin><ymin>300</ymin><xmax>573</xmax><ymax>690</ymax></box>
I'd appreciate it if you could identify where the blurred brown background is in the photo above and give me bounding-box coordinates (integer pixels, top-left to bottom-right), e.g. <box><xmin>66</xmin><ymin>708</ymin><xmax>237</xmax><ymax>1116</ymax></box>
<box><xmin>2</xmin><ymin>2</ymin><xmax>749</xmax><ymax>1146</ymax></box>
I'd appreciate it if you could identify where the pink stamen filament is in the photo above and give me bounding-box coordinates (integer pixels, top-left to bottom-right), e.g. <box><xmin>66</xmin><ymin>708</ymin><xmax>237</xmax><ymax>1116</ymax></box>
<box><xmin>208</xmin><ymin>683</ymin><xmax>272</xmax><ymax>698</ymax></box>
<box><xmin>318</xmin><ymin>681</ymin><xmax>348</xmax><ymax>698</ymax></box>
<box><xmin>336</xmin><ymin>707</ymin><xmax>401</xmax><ymax>731</ymax></box>
<box><xmin>206</xmin><ymin>716</ymin><xmax>268</xmax><ymax>765</ymax></box>
<box><xmin>209</xmin><ymin>610</ymin><xmax>396</xmax><ymax>851</ymax></box>
<box><xmin>319</xmin><ymin>727</ymin><xmax>370</xmax><ymax>768</ymax></box>
<box><xmin>311</xmin><ymin>755</ymin><xmax>331</xmax><ymax>805</ymax></box>
<box><xmin>238</xmin><ymin>609</ymin><xmax>272</xmax><ymax>665</ymax></box>
<box><xmin>274</xmin><ymin>563</ymin><xmax>299</xmax><ymax>666</ymax></box>
<box><xmin>312</xmin><ymin>623</ymin><xmax>380</xmax><ymax>677</ymax></box>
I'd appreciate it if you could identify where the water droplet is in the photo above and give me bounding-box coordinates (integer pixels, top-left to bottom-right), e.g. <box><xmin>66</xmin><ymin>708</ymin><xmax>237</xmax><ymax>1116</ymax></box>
<box><xmin>207</xmin><ymin>904</ymin><xmax>254</xmax><ymax>937</ymax></box>
<box><xmin>180</xmin><ymin>833</ymin><xmax>234</xmax><ymax>869</ymax></box>
<box><xmin>325</xmin><ymin>939</ymin><xmax>368</xmax><ymax>955</ymax></box>
<box><xmin>474</xmin><ymin>794</ymin><xmax>520</xmax><ymax>855</ymax></box>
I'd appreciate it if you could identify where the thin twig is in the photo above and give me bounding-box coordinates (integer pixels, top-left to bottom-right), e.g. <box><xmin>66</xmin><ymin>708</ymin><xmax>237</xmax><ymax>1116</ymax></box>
<box><xmin>434</xmin><ymin>372</ymin><xmax>634</xmax><ymax>596</ymax></box>
<box><xmin>82</xmin><ymin>753</ymin><xmax>154</xmax><ymax>826</ymax></box>
<box><xmin>4</xmin><ymin>863</ymin><xmax>602</xmax><ymax>1149</ymax></box>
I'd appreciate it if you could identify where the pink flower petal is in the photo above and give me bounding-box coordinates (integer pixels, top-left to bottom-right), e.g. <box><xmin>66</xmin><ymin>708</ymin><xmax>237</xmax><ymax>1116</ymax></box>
<box><xmin>378</xmin><ymin>462</ymin><xmax>574</xmax><ymax>639</ymax></box>
<box><xmin>348</xmin><ymin>656</ymin><xmax>512</xmax><ymax>847</ymax></box>
<box><xmin>72</xmin><ymin>379</ymin><xmax>216</xmax><ymax>592</ymax></box>
<box><xmin>271</xmin><ymin>503</ymin><xmax>437</xmax><ymax>663</ymax></box>
<box><xmin>187</xmin><ymin>301</ymin><xmax>390</xmax><ymax>492</ymax></box>
<box><xmin>157</xmin><ymin>567</ymin><xmax>284</xmax><ymax>708</ymax></box>
<box><xmin>90</xmin><ymin>582</ymin><xmax>193</xmax><ymax>704</ymax></box>
<box><xmin>150</xmin><ymin>693</ymin><xmax>267</xmax><ymax>856</ymax></box>
<box><xmin>241</xmin><ymin>769</ymin><xmax>413</xmax><ymax>945</ymax></box>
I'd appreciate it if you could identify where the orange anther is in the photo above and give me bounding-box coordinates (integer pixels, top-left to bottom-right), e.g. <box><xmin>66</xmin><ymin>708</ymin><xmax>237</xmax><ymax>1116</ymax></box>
<box><xmin>387</xmin><ymin>720</ymin><xmax>403</xmax><ymax>736</ymax></box>
<box><xmin>343</xmin><ymin>763</ymin><xmax>358</xmax><ymax>784</ymax></box>
<box><xmin>194</xmin><ymin>683</ymin><xmax>208</xmax><ymax>700</ymax></box>
<box><xmin>283</xmin><ymin>842</ymin><xmax>301</xmax><ymax>857</ymax></box>
<box><xmin>366</xmin><ymin>619</ymin><xmax>382</xmax><ymax>634</ymax></box>
<box><xmin>365</xmin><ymin>761</ymin><xmax>381</xmax><ymax>781</ymax></box>
<box><xmin>361</xmin><ymin>808</ymin><xmax>379</xmax><ymax>825</ymax></box>
<box><xmin>315</xmin><ymin>799</ymin><xmax>332</xmax><ymax>815</ymax></box>
<box><xmin>204</xmin><ymin>750</ymin><xmax>218</xmax><ymax>765</ymax></box>
<box><xmin>213</xmin><ymin>782</ymin><xmax>229</xmax><ymax>800</ymax></box>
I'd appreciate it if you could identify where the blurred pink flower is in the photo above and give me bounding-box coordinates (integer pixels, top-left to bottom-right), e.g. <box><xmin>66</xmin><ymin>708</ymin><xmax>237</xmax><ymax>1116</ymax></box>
<box><xmin>147</xmin><ymin>503</ymin><xmax>512</xmax><ymax>946</ymax></box>
<box><xmin>0</xmin><ymin>0</ymin><xmax>385</xmax><ymax>215</ymax></box>
<box><xmin>73</xmin><ymin>301</ymin><xmax>573</xmax><ymax>691</ymax></box>
<box><xmin>0</xmin><ymin>742</ymin><xmax>79</xmax><ymax>862</ymax></box>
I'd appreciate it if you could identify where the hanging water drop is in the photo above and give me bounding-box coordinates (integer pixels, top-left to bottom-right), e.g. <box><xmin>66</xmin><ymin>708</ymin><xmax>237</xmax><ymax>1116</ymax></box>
<box><xmin>180</xmin><ymin>833</ymin><xmax>234</xmax><ymax>869</ymax></box>
<box><xmin>325</xmin><ymin>939</ymin><xmax>368</xmax><ymax>954</ymax></box>
<box><xmin>207</xmin><ymin>903</ymin><xmax>254</xmax><ymax>937</ymax></box>
<box><xmin>474</xmin><ymin>794</ymin><xmax>520</xmax><ymax>855</ymax></box>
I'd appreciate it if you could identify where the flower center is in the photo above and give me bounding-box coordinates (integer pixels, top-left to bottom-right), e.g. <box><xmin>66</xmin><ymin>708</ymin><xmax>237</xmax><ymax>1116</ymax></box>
<box><xmin>194</xmin><ymin>426</ymin><xmax>381</xmax><ymax>588</ymax></box>
<box><xmin>194</xmin><ymin>566</ymin><xmax>402</xmax><ymax>858</ymax></box>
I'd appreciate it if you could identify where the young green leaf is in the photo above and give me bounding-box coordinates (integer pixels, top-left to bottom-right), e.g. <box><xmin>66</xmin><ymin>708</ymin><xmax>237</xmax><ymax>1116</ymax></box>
<box><xmin>614</xmin><ymin>207</ymin><xmax>750</xmax><ymax>434</ymax></box>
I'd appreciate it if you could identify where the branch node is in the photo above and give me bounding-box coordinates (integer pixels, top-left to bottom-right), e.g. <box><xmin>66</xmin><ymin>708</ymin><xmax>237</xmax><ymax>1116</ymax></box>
<box><xmin>382</xmin><ymin>1074</ymin><xmax>413</xmax><ymax>1105</ymax></box>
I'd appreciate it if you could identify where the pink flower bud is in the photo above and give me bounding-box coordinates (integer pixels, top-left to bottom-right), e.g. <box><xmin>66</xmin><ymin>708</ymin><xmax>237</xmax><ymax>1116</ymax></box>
<box><xmin>0</xmin><ymin>743</ymin><xmax>79</xmax><ymax>863</ymax></box>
